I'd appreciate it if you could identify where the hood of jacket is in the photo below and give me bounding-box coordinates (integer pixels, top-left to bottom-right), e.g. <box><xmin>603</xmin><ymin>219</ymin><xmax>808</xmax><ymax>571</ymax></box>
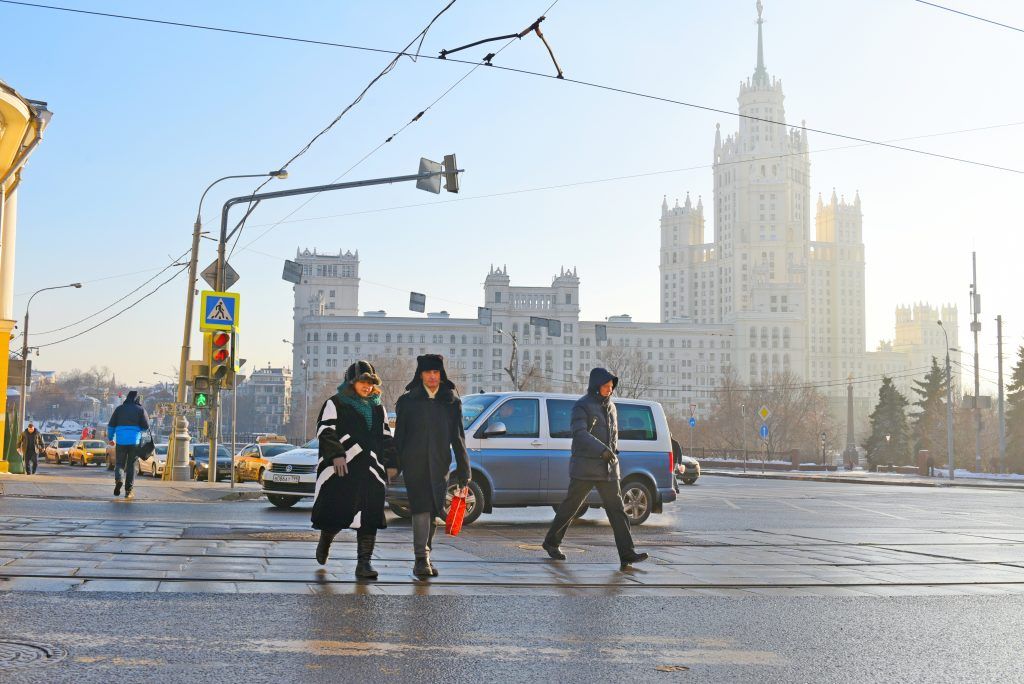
<box><xmin>587</xmin><ymin>367</ymin><xmax>619</xmax><ymax>396</ymax></box>
<box><xmin>123</xmin><ymin>390</ymin><xmax>142</xmax><ymax>405</ymax></box>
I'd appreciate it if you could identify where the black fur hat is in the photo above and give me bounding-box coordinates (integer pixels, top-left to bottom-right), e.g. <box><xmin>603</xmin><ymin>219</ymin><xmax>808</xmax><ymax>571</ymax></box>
<box><xmin>344</xmin><ymin>360</ymin><xmax>381</xmax><ymax>385</ymax></box>
<box><xmin>406</xmin><ymin>354</ymin><xmax>455</xmax><ymax>392</ymax></box>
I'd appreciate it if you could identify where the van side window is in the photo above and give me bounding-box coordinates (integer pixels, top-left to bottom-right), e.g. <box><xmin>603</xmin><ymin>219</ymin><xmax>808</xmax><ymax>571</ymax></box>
<box><xmin>546</xmin><ymin>399</ymin><xmax>575</xmax><ymax>439</ymax></box>
<box><xmin>485</xmin><ymin>399</ymin><xmax>540</xmax><ymax>438</ymax></box>
<box><xmin>616</xmin><ymin>403</ymin><xmax>657</xmax><ymax>440</ymax></box>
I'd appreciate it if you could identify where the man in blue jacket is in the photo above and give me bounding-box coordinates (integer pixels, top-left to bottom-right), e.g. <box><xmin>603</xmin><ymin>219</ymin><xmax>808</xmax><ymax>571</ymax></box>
<box><xmin>107</xmin><ymin>390</ymin><xmax>150</xmax><ymax>498</ymax></box>
<box><xmin>543</xmin><ymin>367</ymin><xmax>648</xmax><ymax>569</ymax></box>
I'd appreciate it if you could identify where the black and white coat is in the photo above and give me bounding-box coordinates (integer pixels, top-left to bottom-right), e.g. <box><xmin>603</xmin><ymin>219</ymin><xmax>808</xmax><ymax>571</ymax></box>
<box><xmin>311</xmin><ymin>394</ymin><xmax>396</xmax><ymax>533</ymax></box>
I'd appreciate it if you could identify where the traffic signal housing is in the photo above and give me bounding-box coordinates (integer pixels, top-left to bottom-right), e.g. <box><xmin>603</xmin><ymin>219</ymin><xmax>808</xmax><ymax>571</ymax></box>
<box><xmin>206</xmin><ymin>330</ymin><xmax>236</xmax><ymax>388</ymax></box>
<box><xmin>193</xmin><ymin>390</ymin><xmax>210</xmax><ymax>409</ymax></box>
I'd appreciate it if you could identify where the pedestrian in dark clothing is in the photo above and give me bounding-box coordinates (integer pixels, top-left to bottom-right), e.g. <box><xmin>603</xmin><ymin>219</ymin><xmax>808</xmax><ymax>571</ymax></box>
<box><xmin>393</xmin><ymin>354</ymin><xmax>471</xmax><ymax>578</ymax></box>
<box><xmin>312</xmin><ymin>361</ymin><xmax>398</xmax><ymax>579</ymax></box>
<box><xmin>543</xmin><ymin>367</ymin><xmax>648</xmax><ymax>569</ymax></box>
<box><xmin>106</xmin><ymin>390</ymin><xmax>150</xmax><ymax>499</ymax></box>
<box><xmin>16</xmin><ymin>423</ymin><xmax>45</xmax><ymax>475</ymax></box>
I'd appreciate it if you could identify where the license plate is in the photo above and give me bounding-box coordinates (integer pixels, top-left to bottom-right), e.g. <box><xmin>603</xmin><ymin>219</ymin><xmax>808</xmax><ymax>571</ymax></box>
<box><xmin>274</xmin><ymin>475</ymin><xmax>300</xmax><ymax>483</ymax></box>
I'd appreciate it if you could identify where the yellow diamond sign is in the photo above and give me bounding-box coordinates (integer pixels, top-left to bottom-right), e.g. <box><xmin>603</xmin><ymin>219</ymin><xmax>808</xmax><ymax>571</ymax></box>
<box><xmin>758</xmin><ymin>405</ymin><xmax>770</xmax><ymax>422</ymax></box>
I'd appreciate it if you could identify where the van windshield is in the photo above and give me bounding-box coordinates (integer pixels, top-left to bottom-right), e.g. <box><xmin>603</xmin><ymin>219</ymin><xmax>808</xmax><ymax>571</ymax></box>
<box><xmin>461</xmin><ymin>394</ymin><xmax>499</xmax><ymax>429</ymax></box>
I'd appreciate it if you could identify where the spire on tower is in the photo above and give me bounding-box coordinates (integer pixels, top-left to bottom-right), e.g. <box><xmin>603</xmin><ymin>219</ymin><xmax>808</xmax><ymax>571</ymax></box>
<box><xmin>661</xmin><ymin>195</ymin><xmax>668</xmax><ymax>216</ymax></box>
<box><xmin>752</xmin><ymin>0</ymin><xmax>769</xmax><ymax>86</ymax></box>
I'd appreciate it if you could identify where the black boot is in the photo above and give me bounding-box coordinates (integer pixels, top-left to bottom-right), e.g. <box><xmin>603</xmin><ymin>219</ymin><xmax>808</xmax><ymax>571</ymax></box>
<box><xmin>355</xmin><ymin>533</ymin><xmax>378</xmax><ymax>579</ymax></box>
<box><xmin>620</xmin><ymin>551</ymin><xmax>649</xmax><ymax>569</ymax></box>
<box><xmin>113</xmin><ymin>481</ymin><xmax>122</xmax><ymax>496</ymax></box>
<box><xmin>316</xmin><ymin>529</ymin><xmax>338</xmax><ymax>565</ymax></box>
<box><xmin>542</xmin><ymin>541</ymin><xmax>567</xmax><ymax>560</ymax></box>
<box><xmin>413</xmin><ymin>555</ymin><xmax>434</xmax><ymax>578</ymax></box>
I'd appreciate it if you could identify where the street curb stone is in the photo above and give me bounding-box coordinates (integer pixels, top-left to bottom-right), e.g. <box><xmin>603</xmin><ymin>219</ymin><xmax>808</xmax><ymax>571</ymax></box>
<box><xmin>706</xmin><ymin>470</ymin><xmax>1024</xmax><ymax>491</ymax></box>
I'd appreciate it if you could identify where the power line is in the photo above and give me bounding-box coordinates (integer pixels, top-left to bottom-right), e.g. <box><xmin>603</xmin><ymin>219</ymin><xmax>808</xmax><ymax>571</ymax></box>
<box><xmin>913</xmin><ymin>0</ymin><xmax>1024</xmax><ymax>34</ymax></box>
<box><xmin>5</xmin><ymin>1</ymin><xmax>1021</xmax><ymax>175</ymax></box>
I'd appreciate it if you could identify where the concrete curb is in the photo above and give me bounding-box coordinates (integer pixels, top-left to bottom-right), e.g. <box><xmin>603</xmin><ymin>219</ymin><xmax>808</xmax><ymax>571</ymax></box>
<box><xmin>706</xmin><ymin>470</ymin><xmax>1024</xmax><ymax>492</ymax></box>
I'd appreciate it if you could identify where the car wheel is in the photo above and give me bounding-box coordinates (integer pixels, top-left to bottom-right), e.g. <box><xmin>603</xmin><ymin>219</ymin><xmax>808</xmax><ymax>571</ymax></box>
<box><xmin>267</xmin><ymin>494</ymin><xmax>299</xmax><ymax>509</ymax></box>
<box><xmin>389</xmin><ymin>503</ymin><xmax>412</xmax><ymax>519</ymax></box>
<box><xmin>444</xmin><ymin>479</ymin><xmax>485</xmax><ymax>526</ymax></box>
<box><xmin>621</xmin><ymin>480</ymin><xmax>654</xmax><ymax>525</ymax></box>
<box><xmin>550</xmin><ymin>504</ymin><xmax>590</xmax><ymax>518</ymax></box>
<box><xmin>682</xmin><ymin>476</ymin><xmax>697</xmax><ymax>485</ymax></box>
<box><xmin>257</xmin><ymin>468</ymin><xmax>265</xmax><ymax>485</ymax></box>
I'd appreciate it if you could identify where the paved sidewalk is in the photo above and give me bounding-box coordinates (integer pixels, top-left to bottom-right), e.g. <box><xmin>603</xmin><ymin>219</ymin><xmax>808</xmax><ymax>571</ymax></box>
<box><xmin>0</xmin><ymin>471</ymin><xmax>262</xmax><ymax>503</ymax></box>
<box><xmin>705</xmin><ymin>469</ymin><xmax>1024</xmax><ymax>490</ymax></box>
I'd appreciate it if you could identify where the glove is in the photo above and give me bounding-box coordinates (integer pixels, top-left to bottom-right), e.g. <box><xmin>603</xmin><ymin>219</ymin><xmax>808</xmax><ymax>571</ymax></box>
<box><xmin>456</xmin><ymin>474</ymin><xmax>471</xmax><ymax>489</ymax></box>
<box><xmin>601</xmin><ymin>449</ymin><xmax>615</xmax><ymax>463</ymax></box>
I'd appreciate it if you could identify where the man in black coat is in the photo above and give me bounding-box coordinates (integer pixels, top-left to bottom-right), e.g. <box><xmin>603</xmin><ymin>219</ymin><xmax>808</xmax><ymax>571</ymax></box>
<box><xmin>394</xmin><ymin>354</ymin><xmax>471</xmax><ymax>578</ymax></box>
<box><xmin>543</xmin><ymin>367</ymin><xmax>648</xmax><ymax>569</ymax></box>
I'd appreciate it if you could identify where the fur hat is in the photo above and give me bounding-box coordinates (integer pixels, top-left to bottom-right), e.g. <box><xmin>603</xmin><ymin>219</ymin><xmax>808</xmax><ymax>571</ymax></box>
<box><xmin>406</xmin><ymin>354</ymin><xmax>456</xmax><ymax>392</ymax></box>
<box><xmin>344</xmin><ymin>360</ymin><xmax>381</xmax><ymax>386</ymax></box>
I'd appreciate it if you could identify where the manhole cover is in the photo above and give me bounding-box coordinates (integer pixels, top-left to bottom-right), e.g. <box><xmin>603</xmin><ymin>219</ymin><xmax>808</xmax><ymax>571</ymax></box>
<box><xmin>655</xmin><ymin>665</ymin><xmax>690</xmax><ymax>672</ymax></box>
<box><xmin>0</xmin><ymin>640</ymin><xmax>67</xmax><ymax>669</ymax></box>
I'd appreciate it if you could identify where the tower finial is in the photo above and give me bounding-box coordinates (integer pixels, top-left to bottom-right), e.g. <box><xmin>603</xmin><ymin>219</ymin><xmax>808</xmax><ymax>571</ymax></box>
<box><xmin>753</xmin><ymin>1</ymin><xmax>768</xmax><ymax>86</ymax></box>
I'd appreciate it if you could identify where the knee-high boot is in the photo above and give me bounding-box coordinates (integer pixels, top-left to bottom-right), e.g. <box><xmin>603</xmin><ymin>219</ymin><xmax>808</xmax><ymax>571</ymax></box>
<box><xmin>355</xmin><ymin>531</ymin><xmax>378</xmax><ymax>579</ymax></box>
<box><xmin>316</xmin><ymin>529</ymin><xmax>339</xmax><ymax>565</ymax></box>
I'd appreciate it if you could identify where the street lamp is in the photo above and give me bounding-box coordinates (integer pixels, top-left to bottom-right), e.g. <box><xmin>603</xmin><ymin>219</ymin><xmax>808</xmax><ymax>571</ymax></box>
<box><xmin>300</xmin><ymin>358</ymin><xmax>309</xmax><ymax>443</ymax></box>
<box><xmin>169</xmin><ymin>169</ymin><xmax>287</xmax><ymax>482</ymax></box>
<box><xmin>937</xmin><ymin>321</ymin><xmax>956</xmax><ymax>481</ymax></box>
<box><xmin>19</xmin><ymin>282</ymin><xmax>82</xmax><ymax>426</ymax></box>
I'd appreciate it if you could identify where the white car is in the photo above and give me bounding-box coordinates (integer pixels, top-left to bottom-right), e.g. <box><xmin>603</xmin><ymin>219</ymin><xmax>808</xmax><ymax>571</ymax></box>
<box><xmin>137</xmin><ymin>443</ymin><xmax>169</xmax><ymax>477</ymax></box>
<box><xmin>261</xmin><ymin>439</ymin><xmax>318</xmax><ymax>509</ymax></box>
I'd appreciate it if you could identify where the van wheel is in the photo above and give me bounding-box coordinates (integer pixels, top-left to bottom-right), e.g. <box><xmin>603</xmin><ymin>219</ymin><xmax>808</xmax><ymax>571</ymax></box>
<box><xmin>621</xmin><ymin>480</ymin><xmax>654</xmax><ymax>525</ymax></box>
<box><xmin>551</xmin><ymin>504</ymin><xmax>590</xmax><ymax>518</ymax></box>
<box><xmin>267</xmin><ymin>494</ymin><xmax>299</xmax><ymax>509</ymax></box>
<box><xmin>444</xmin><ymin>480</ymin><xmax>485</xmax><ymax>525</ymax></box>
<box><xmin>389</xmin><ymin>503</ymin><xmax>412</xmax><ymax>519</ymax></box>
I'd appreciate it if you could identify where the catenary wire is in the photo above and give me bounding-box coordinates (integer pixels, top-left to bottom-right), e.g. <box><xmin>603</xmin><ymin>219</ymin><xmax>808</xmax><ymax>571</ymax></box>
<box><xmin>2</xmin><ymin>1</ymin><xmax>1020</xmax><ymax>175</ymax></box>
<box><xmin>913</xmin><ymin>0</ymin><xmax>1024</xmax><ymax>34</ymax></box>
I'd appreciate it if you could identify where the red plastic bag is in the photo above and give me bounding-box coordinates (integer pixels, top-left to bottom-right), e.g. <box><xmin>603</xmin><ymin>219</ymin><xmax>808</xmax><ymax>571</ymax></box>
<box><xmin>445</xmin><ymin>487</ymin><xmax>469</xmax><ymax>536</ymax></box>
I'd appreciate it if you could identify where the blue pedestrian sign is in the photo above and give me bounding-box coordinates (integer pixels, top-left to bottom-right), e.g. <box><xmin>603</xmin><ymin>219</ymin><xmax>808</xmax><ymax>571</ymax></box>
<box><xmin>688</xmin><ymin>417</ymin><xmax>696</xmax><ymax>428</ymax></box>
<box><xmin>200</xmin><ymin>290</ymin><xmax>240</xmax><ymax>332</ymax></box>
<box><xmin>759</xmin><ymin>423</ymin><xmax>769</xmax><ymax>440</ymax></box>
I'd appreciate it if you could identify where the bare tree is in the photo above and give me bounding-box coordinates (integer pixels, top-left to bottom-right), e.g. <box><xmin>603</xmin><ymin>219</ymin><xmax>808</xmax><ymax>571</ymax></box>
<box><xmin>595</xmin><ymin>342</ymin><xmax>653</xmax><ymax>398</ymax></box>
<box><xmin>367</xmin><ymin>354</ymin><xmax>417</xmax><ymax>410</ymax></box>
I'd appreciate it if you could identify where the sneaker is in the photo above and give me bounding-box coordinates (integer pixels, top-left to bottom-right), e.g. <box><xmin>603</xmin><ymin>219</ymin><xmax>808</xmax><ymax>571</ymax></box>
<box><xmin>124</xmin><ymin>488</ymin><xmax>134</xmax><ymax>500</ymax></box>
<box><xmin>113</xmin><ymin>482</ymin><xmax>122</xmax><ymax>496</ymax></box>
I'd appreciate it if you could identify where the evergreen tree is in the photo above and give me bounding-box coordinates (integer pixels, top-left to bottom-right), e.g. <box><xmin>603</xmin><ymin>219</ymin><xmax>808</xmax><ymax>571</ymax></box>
<box><xmin>911</xmin><ymin>357</ymin><xmax>947</xmax><ymax>460</ymax></box>
<box><xmin>864</xmin><ymin>376</ymin><xmax>911</xmax><ymax>468</ymax></box>
<box><xmin>1006</xmin><ymin>346</ymin><xmax>1024</xmax><ymax>473</ymax></box>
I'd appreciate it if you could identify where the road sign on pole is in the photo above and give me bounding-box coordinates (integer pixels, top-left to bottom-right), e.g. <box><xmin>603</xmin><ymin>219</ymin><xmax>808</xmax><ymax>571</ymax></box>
<box><xmin>688</xmin><ymin>417</ymin><xmax>696</xmax><ymax>428</ymax></box>
<box><xmin>201</xmin><ymin>260</ymin><xmax>239</xmax><ymax>290</ymax></box>
<box><xmin>759</xmin><ymin>423</ymin><xmax>769</xmax><ymax>441</ymax></box>
<box><xmin>200</xmin><ymin>291</ymin><xmax>240</xmax><ymax>332</ymax></box>
<box><xmin>758</xmin><ymin>405</ymin><xmax>770</xmax><ymax>422</ymax></box>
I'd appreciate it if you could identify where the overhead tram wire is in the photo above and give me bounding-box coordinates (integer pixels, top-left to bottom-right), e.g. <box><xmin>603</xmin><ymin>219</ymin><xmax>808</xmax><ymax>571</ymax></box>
<box><xmin>913</xmin><ymin>1</ymin><xmax>1024</xmax><ymax>34</ymax></box>
<box><xmin>3</xmin><ymin>0</ymin><xmax>1021</xmax><ymax>176</ymax></box>
<box><xmin>228</xmin><ymin>0</ymin><xmax>561</xmax><ymax>258</ymax></box>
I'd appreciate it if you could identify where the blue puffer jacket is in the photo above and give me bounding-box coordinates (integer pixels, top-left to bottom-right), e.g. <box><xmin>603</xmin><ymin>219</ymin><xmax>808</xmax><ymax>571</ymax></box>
<box><xmin>107</xmin><ymin>391</ymin><xmax>150</xmax><ymax>446</ymax></box>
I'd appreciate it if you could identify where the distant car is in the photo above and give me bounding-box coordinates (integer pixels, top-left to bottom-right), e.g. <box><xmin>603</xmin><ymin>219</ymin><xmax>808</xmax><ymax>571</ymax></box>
<box><xmin>68</xmin><ymin>439</ymin><xmax>109</xmax><ymax>467</ymax></box>
<box><xmin>190</xmin><ymin>444</ymin><xmax>233</xmax><ymax>481</ymax></box>
<box><xmin>261</xmin><ymin>439</ymin><xmax>318</xmax><ymax>508</ymax></box>
<box><xmin>40</xmin><ymin>431</ymin><xmax>62</xmax><ymax>446</ymax></box>
<box><xmin>44</xmin><ymin>439</ymin><xmax>76</xmax><ymax>464</ymax></box>
<box><xmin>137</xmin><ymin>444</ymin><xmax>169</xmax><ymax>478</ymax></box>
<box><xmin>234</xmin><ymin>442</ymin><xmax>298</xmax><ymax>484</ymax></box>
<box><xmin>676</xmin><ymin>454</ymin><xmax>700</xmax><ymax>485</ymax></box>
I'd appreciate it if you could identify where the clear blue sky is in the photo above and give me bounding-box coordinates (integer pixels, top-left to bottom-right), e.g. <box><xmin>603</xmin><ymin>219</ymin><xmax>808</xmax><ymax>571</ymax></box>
<box><xmin>4</xmin><ymin>0</ymin><xmax>1022</xmax><ymax>389</ymax></box>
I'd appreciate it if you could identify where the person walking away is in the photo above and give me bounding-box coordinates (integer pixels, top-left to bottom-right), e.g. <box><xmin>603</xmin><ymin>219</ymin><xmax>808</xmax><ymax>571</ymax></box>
<box><xmin>543</xmin><ymin>367</ymin><xmax>648</xmax><ymax>569</ymax></box>
<box><xmin>106</xmin><ymin>390</ymin><xmax>150</xmax><ymax>499</ymax></box>
<box><xmin>311</xmin><ymin>361</ymin><xmax>397</xmax><ymax>579</ymax></box>
<box><xmin>16</xmin><ymin>423</ymin><xmax>44</xmax><ymax>475</ymax></box>
<box><xmin>394</xmin><ymin>354</ymin><xmax>471</xmax><ymax>578</ymax></box>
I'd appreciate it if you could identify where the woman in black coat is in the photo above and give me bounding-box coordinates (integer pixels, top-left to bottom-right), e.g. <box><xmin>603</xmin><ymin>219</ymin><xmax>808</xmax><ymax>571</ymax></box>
<box><xmin>312</xmin><ymin>360</ymin><xmax>397</xmax><ymax>579</ymax></box>
<box><xmin>393</xmin><ymin>354</ymin><xmax>470</xmax><ymax>578</ymax></box>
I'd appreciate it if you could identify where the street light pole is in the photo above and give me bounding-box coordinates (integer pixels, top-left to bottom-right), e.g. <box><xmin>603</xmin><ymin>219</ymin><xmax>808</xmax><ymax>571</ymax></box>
<box><xmin>938</xmin><ymin>321</ymin><xmax>955</xmax><ymax>481</ymax></box>
<box><xmin>301</xmin><ymin>359</ymin><xmax>309</xmax><ymax>443</ymax></box>
<box><xmin>19</xmin><ymin>282</ymin><xmax>82</xmax><ymax>428</ymax></box>
<box><xmin>170</xmin><ymin>170</ymin><xmax>286</xmax><ymax>482</ymax></box>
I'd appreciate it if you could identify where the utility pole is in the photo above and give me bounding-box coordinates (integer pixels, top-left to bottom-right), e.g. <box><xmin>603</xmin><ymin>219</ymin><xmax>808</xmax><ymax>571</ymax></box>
<box><xmin>501</xmin><ymin>330</ymin><xmax>520</xmax><ymax>390</ymax></box>
<box><xmin>970</xmin><ymin>252</ymin><xmax>982</xmax><ymax>472</ymax></box>
<box><xmin>997</xmin><ymin>315</ymin><xmax>1006</xmax><ymax>474</ymax></box>
<box><xmin>938</xmin><ymin>320</ymin><xmax>956</xmax><ymax>481</ymax></box>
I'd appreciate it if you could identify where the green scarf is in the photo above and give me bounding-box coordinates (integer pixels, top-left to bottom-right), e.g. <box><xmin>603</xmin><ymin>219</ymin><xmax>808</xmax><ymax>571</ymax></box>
<box><xmin>337</xmin><ymin>381</ymin><xmax>380</xmax><ymax>430</ymax></box>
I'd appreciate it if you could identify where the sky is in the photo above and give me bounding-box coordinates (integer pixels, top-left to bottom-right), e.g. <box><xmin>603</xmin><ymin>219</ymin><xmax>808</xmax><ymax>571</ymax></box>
<box><xmin>4</xmin><ymin>0</ymin><xmax>1022</xmax><ymax>392</ymax></box>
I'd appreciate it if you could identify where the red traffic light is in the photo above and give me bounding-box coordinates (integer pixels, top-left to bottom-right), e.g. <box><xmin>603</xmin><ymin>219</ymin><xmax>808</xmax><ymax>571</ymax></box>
<box><xmin>211</xmin><ymin>332</ymin><xmax>230</xmax><ymax>347</ymax></box>
<box><xmin>212</xmin><ymin>349</ymin><xmax>229</xmax><ymax>362</ymax></box>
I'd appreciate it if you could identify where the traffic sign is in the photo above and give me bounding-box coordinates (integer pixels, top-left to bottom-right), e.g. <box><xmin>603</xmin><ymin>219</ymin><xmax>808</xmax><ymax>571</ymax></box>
<box><xmin>155</xmin><ymin>401</ymin><xmax>192</xmax><ymax>414</ymax></box>
<box><xmin>758</xmin><ymin>405</ymin><xmax>771</xmax><ymax>422</ymax></box>
<box><xmin>688</xmin><ymin>417</ymin><xmax>696</xmax><ymax>428</ymax></box>
<box><xmin>200</xmin><ymin>291</ymin><xmax>240</xmax><ymax>332</ymax></box>
<box><xmin>759</xmin><ymin>423</ymin><xmax>769</xmax><ymax>440</ymax></box>
<box><xmin>201</xmin><ymin>260</ymin><xmax>239</xmax><ymax>290</ymax></box>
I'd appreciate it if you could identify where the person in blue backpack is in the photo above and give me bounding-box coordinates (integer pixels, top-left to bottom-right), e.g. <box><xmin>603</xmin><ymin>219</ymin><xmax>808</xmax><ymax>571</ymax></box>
<box><xmin>107</xmin><ymin>390</ymin><xmax>150</xmax><ymax>499</ymax></box>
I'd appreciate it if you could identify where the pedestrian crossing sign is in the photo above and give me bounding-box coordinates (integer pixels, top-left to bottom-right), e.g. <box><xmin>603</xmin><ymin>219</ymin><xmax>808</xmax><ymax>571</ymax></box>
<box><xmin>200</xmin><ymin>291</ymin><xmax>240</xmax><ymax>332</ymax></box>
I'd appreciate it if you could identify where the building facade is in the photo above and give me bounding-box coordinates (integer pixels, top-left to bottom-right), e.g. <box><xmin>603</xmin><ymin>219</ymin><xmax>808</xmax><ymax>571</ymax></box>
<box><xmin>235</xmin><ymin>366</ymin><xmax>292</xmax><ymax>436</ymax></box>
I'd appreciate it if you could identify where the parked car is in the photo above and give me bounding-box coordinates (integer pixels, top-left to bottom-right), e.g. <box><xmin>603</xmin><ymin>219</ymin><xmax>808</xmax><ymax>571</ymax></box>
<box><xmin>137</xmin><ymin>443</ymin><xmax>169</xmax><ymax>478</ymax></box>
<box><xmin>388</xmin><ymin>392</ymin><xmax>678</xmax><ymax>526</ymax></box>
<box><xmin>44</xmin><ymin>438</ymin><xmax>77</xmax><ymax>464</ymax></box>
<box><xmin>234</xmin><ymin>441</ymin><xmax>298</xmax><ymax>484</ymax></box>
<box><xmin>261</xmin><ymin>440</ymin><xmax>318</xmax><ymax>508</ymax></box>
<box><xmin>40</xmin><ymin>431</ymin><xmax>62</xmax><ymax>446</ymax></box>
<box><xmin>676</xmin><ymin>454</ymin><xmax>700</xmax><ymax>485</ymax></box>
<box><xmin>68</xmin><ymin>439</ymin><xmax>110</xmax><ymax>467</ymax></box>
<box><xmin>190</xmin><ymin>444</ymin><xmax>233</xmax><ymax>481</ymax></box>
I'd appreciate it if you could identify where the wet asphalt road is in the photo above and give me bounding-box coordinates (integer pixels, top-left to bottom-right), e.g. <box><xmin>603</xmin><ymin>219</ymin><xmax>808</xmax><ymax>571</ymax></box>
<box><xmin>3</xmin><ymin>591</ymin><xmax>1022</xmax><ymax>683</ymax></box>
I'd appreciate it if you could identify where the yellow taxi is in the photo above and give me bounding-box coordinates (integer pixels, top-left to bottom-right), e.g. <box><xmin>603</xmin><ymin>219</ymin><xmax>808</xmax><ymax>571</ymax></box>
<box><xmin>68</xmin><ymin>439</ymin><xmax>110</xmax><ymax>467</ymax></box>
<box><xmin>234</xmin><ymin>435</ymin><xmax>297</xmax><ymax>484</ymax></box>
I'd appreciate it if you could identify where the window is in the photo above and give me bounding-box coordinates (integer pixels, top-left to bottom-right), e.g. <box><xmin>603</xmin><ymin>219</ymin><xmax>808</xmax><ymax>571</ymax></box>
<box><xmin>484</xmin><ymin>398</ymin><xmax>539</xmax><ymax>438</ymax></box>
<box><xmin>616</xmin><ymin>404</ymin><xmax>657</xmax><ymax>440</ymax></box>
<box><xmin>546</xmin><ymin>399</ymin><xmax>575</xmax><ymax>439</ymax></box>
<box><xmin>494</xmin><ymin>291</ymin><xmax>502</xmax><ymax>303</ymax></box>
